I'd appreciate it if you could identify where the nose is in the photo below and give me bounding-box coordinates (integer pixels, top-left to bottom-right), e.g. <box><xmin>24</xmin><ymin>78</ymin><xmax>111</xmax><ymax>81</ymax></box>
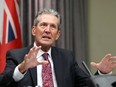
<box><xmin>44</xmin><ymin>25</ymin><xmax>51</xmax><ymax>32</ymax></box>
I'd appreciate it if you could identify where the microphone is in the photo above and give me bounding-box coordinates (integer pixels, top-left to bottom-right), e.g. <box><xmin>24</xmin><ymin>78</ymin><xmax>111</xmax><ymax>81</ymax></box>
<box><xmin>82</xmin><ymin>61</ymin><xmax>93</xmax><ymax>76</ymax></box>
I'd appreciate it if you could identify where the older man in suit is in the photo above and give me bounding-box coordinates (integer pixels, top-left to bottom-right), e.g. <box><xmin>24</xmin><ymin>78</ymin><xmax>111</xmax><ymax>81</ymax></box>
<box><xmin>0</xmin><ymin>9</ymin><xmax>116</xmax><ymax>87</ymax></box>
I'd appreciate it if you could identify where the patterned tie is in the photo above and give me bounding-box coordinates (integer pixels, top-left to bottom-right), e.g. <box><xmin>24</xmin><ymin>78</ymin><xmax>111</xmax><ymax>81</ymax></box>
<box><xmin>42</xmin><ymin>53</ymin><xmax>54</xmax><ymax>87</ymax></box>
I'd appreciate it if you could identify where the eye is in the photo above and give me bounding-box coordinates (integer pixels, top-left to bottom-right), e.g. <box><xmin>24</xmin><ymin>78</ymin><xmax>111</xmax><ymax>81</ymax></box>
<box><xmin>50</xmin><ymin>24</ymin><xmax>57</xmax><ymax>30</ymax></box>
<box><xmin>40</xmin><ymin>23</ymin><xmax>47</xmax><ymax>28</ymax></box>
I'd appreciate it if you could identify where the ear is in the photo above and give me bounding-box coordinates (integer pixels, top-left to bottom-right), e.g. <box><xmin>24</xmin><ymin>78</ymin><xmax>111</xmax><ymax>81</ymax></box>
<box><xmin>55</xmin><ymin>31</ymin><xmax>61</xmax><ymax>40</ymax></box>
<box><xmin>32</xmin><ymin>26</ymin><xmax>36</xmax><ymax>36</ymax></box>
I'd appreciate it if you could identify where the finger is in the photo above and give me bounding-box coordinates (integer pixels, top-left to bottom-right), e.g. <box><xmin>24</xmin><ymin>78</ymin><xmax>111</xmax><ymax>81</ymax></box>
<box><xmin>110</xmin><ymin>56</ymin><xmax>116</xmax><ymax>61</ymax></box>
<box><xmin>32</xmin><ymin>46</ymin><xmax>41</xmax><ymax>58</ymax></box>
<box><xmin>24</xmin><ymin>54</ymin><xmax>28</xmax><ymax>60</ymax></box>
<box><xmin>102</xmin><ymin>53</ymin><xmax>111</xmax><ymax>62</ymax></box>
<box><xmin>29</xmin><ymin>48</ymin><xmax>34</xmax><ymax>54</ymax></box>
<box><xmin>34</xmin><ymin>46</ymin><xmax>41</xmax><ymax>53</ymax></box>
<box><xmin>37</xmin><ymin>45</ymin><xmax>42</xmax><ymax>49</ymax></box>
<box><xmin>37</xmin><ymin>60</ymin><xmax>48</xmax><ymax>65</ymax></box>
<box><xmin>90</xmin><ymin>62</ymin><xmax>98</xmax><ymax>69</ymax></box>
<box><xmin>30</xmin><ymin>46</ymin><xmax>41</xmax><ymax>52</ymax></box>
<box><xmin>28</xmin><ymin>46</ymin><xmax>41</xmax><ymax>57</ymax></box>
<box><xmin>28</xmin><ymin>47</ymin><xmax>36</xmax><ymax>56</ymax></box>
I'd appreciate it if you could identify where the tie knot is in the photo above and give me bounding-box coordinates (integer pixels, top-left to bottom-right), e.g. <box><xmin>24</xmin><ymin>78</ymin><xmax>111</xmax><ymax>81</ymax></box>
<box><xmin>42</xmin><ymin>53</ymin><xmax>48</xmax><ymax>60</ymax></box>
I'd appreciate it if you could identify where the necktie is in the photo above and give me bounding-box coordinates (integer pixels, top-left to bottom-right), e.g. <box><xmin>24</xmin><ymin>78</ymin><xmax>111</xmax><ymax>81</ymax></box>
<box><xmin>42</xmin><ymin>53</ymin><xmax>54</xmax><ymax>87</ymax></box>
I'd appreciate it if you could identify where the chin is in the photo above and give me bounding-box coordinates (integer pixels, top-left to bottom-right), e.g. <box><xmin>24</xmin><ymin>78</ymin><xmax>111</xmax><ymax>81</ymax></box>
<box><xmin>41</xmin><ymin>43</ymin><xmax>52</xmax><ymax>47</ymax></box>
<box><xmin>39</xmin><ymin>40</ymin><xmax>54</xmax><ymax>46</ymax></box>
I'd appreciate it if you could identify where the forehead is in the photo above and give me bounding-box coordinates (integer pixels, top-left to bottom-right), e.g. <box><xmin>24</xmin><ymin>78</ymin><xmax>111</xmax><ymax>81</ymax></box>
<box><xmin>39</xmin><ymin>14</ymin><xmax>58</xmax><ymax>24</ymax></box>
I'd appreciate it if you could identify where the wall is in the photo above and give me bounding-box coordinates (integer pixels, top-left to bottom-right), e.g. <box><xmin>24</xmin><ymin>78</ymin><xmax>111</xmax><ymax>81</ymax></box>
<box><xmin>87</xmin><ymin>0</ymin><xmax>116</xmax><ymax>73</ymax></box>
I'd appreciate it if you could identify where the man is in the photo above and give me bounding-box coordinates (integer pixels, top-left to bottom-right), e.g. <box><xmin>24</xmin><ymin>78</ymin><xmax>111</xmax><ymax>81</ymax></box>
<box><xmin>0</xmin><ymin>9</ymin><xmax>116</xmax><ymax>87</ymax></box>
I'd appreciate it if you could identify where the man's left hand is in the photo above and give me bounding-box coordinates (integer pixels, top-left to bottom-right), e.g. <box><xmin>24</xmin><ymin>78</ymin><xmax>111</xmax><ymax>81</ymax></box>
<box><xmin>91</xmin><ymin>53</ymin><xmax>116</xmax><ymax>74</ymax></box>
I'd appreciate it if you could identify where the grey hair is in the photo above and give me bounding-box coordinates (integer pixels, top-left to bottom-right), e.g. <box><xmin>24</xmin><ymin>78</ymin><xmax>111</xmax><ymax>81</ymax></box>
<box><xmin>33</xmin><ymin>8</ymin><xmax>61</xmax><ymax>29</ymax></box>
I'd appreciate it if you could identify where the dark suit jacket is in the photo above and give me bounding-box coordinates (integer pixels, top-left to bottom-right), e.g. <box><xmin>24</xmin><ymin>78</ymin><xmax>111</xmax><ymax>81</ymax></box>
<box><xmin>0</xmin><ymin>46</ymin><xmax>89</xmax><ymax>87</ymax></box>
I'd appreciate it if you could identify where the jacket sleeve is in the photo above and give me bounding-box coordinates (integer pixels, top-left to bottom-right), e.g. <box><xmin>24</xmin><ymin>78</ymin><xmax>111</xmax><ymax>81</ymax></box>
<box><xmin>0</xmin><ymin>51</ymin><xmax>19</xmax><ymax>86</ymax></box>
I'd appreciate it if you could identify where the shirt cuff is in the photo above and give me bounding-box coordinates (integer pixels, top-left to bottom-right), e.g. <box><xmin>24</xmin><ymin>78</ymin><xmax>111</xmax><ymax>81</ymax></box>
<box><xmin>13</xmin><ymin>64</ymin><xmax>26</xmax><ymax>82</ymax></box>
<box><xmin>98</xmin><ymin>70</ymin><xmax>112</xmax><ymax>75</ymax></box>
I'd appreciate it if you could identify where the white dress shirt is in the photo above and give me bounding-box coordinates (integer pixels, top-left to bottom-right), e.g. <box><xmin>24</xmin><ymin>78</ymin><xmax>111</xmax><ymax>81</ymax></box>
<box><xmin>13</xmin><ymin>45</ymin><xmax>57</xmax><ymax>87</ymax></box>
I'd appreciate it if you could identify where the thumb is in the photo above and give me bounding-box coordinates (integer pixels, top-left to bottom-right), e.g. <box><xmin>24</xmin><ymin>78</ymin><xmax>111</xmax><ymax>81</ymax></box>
<box><xmin>90</xmin><ymin>62</ymin><xmax>98</xmax><ymax>69</ymax></box>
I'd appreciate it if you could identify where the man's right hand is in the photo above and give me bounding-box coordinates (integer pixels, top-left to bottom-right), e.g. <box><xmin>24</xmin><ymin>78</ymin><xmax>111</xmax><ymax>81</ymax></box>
<box><xmin>18</xmin><ymin>46</ymin><xmax>48</xmax><ymax>73</ymax></box>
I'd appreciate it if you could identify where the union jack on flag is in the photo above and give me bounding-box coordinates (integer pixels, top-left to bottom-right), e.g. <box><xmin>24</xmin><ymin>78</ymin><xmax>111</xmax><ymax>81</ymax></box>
<box><xmin>0</xmin><ymin>0</ymin><xmax>22</xmax><ymax>73</ymax></box>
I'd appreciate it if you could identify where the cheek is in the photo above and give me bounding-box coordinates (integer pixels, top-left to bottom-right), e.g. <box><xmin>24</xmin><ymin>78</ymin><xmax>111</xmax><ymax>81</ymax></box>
<box><xmin>36</xmin><ymin>29</ymin><xmax>43</xmax><ymax>35</ymax></box>
<box><xmin>35</xmin><ymin>32</ymin><xmax>42</xmax><ymax>38</ymax></box>
<box><xmin>53</xmin><ymin>33</ymin><xmax>59</xmax><ymax>40</ymax></box>
<box><xmin>33</xmin><ymin>31</ymin><xmax>42</xmax><ymax>40</ymax></box>
<box><xmin>32</xmin><ymin>28</ymin><xmax>41</xmax><ymax>36</ymax></box>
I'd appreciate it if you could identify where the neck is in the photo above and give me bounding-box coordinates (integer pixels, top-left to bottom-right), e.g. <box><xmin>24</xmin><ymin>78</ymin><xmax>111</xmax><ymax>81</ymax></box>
<box><xmin>41</xmin><ymin>46</ymin><xmax>51</xmax><ymax>52</ymax></box>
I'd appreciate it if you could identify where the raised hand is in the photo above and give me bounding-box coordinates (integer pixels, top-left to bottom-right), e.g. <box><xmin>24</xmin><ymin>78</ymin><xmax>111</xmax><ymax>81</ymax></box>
<box><xmin>91</xmin><ymin>53</ymin><xmax>116</xmax><ymax>74</ymax></box>
<box><xmin>19</xmin><ymin>46</ymin><xmax>48</xmax><ymax>73</ymax></box>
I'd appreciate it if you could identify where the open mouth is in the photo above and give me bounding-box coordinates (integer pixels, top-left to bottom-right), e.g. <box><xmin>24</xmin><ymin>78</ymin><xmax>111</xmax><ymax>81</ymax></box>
<box><xmin>42</xmin><ymin>36</ymin><xmax>51</xmax><ymax>39</ymax></box>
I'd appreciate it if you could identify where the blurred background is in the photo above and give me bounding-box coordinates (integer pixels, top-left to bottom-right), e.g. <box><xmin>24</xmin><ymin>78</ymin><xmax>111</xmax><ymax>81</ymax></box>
<box><xmin>0</xmin><ymin>0</ymin><xmax>116</xmax><ymax>74</ymax></box>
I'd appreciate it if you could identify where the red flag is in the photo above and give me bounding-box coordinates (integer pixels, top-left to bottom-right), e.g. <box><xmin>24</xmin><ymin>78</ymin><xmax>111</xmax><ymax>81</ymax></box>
<box><xmin>0</xmin><ymin>0</ymin><xmax>22</xmax><ymax>73</ymax></box>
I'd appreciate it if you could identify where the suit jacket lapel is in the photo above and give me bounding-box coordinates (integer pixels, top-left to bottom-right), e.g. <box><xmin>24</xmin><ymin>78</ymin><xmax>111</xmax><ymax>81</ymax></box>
<box><xmin>51</xmin><ymin>47</ymin><xmax>65</xmax><ymax>87</ymax></box>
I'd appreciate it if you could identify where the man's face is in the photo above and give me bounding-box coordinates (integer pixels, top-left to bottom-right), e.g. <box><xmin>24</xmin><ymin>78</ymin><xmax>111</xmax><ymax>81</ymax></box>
<box><xmin>32</xmin><ymin>14</ymin><xmax>60</xmax><ymax>47</ymax></box>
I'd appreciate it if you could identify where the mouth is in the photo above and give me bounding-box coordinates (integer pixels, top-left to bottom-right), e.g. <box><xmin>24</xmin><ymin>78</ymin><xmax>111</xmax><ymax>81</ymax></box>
<box><xmin>42</xmin><ymin>36</ymin><xmax>51</xmax><ymax>40</ymax></box>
